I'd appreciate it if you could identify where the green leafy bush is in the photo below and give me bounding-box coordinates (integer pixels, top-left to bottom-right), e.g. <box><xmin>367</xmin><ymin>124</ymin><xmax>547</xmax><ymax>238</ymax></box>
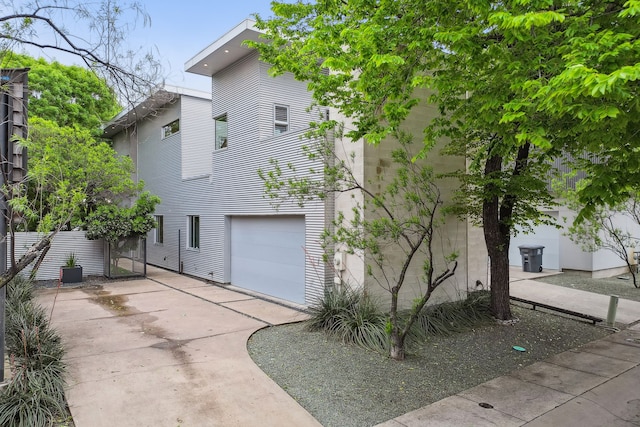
<box><xmin>85</xmin><ymin>191</ymin><xmax>160</xmax><ymax>242</ymax></box>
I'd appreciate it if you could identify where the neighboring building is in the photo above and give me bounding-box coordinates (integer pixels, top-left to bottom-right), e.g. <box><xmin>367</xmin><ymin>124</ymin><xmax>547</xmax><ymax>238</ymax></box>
<box><xmin>510</xmin><ymin>206</ymin><xmax>640</xmax><ymax>277</ymax></box>
<box><xmin>105</xmin><ymin>20</ymin><xmax>486</xmax><ymax>307</ymax></box>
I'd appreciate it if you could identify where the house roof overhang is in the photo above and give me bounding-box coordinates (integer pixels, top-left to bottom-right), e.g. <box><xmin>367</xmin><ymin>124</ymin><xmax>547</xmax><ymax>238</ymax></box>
<box><xmin>184</xmin><ymin>19</ymin><xmax>264</xmax><ymax>77</ymax></box>
<box><xmin>102</xmin><ymin>85</ymin><xmax>211</xmax><ymax>138</ymax></box>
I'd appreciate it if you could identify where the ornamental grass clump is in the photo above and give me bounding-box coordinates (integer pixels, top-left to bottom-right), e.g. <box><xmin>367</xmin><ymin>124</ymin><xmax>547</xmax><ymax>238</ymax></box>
<box><xmin>0</xmin><ymin>276</ymin><xmax>67</xmax><ymax>427</ymax></box>
<box><xmin>410</xmin><ymin>290</ymin><xmax>493</xmax><ymax>339</ymax></box>
<box><xmin>307</xmin><ymin>286</ymin><xmax>389</xmax><ymax>353</ymax></box>
<box><xmin>307</xmin><ymin>288</ymin><xmax>494</xmax><ymax>356</ymax></box>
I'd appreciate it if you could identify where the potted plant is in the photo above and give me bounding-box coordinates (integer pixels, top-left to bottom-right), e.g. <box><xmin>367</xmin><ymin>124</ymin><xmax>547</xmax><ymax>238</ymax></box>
<box><xmin>60</xmin><ymin>252</ymin><xmax>83</xmax><ymax>283</ymax></box>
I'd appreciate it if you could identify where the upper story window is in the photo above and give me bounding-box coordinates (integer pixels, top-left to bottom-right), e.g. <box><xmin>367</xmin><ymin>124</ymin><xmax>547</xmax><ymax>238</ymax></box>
<box><xmin>162</xmin><ymin>119</ymin><xmax>180</xmax><ymax>139</ymax></box>
<box><xmin>274</xmin><ymin>104</ymin><xmax>289</xmax><ymax>135</ymax></box>
<box><xmin>215</xmin><ymin>114</ymin><xmax>228</xmax><ymax>150</ymax></box>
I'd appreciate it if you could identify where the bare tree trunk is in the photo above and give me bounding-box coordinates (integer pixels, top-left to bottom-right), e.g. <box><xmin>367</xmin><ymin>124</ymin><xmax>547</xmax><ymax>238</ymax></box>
<box><xmin>29</xmin><ymin>243</ymin><xmax>52</xmax><ymax>281</ymax></box>
<box><xmin>0</xmin><ymin>234</ymin><xmax>53</xmax><ymax>290</ymax></box>
<box><xmin>483</xmin><ymin>153</ymin><xmax>513</xmax><ymax>321</ymax></box>
<box><xmin>390</xmin><ymin>330</ymin><xmax>405</xmax><ymax>361</ymax></box>
<box><xmin>488</xmin><ymin>249</ymin><xmax>512</xmax><ymax>319</ymax></box>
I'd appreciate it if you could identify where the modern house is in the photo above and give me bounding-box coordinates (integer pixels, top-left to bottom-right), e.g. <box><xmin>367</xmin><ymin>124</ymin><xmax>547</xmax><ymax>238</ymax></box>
<box><xmin>105</xmin><ymin>20</ymin><xmax>487</xmax><ymax>307</ymax></box>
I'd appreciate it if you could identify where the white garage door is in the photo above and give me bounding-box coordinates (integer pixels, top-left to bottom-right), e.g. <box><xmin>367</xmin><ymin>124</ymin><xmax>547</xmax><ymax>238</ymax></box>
<box><xmin>231</xmin><ymin>216</ymin><xmax>306</xmax><ymax>304</ymax></box>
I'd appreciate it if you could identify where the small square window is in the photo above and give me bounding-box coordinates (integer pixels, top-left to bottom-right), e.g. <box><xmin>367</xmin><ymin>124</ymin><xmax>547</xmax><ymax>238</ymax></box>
<box><xmin>188</xmin><ymin>215</ymin><xmax>200</xmax><ymax>249</ymax></box>
<box><xmin>154</xmin><ymin>215</ymin><xmax>164</xmax><ymax>244</ymax></box>
<box><xmin>274</xmin><ymin>105</ymin><xmax>289</xmax><ymax>135</ymax></box>
<box><xmin>162</xmin><ymin>119</ymin><xmax>180</xmax><ymax>139</ymax></box>
<box><xmin>215</xmin><ymin>114</ymin><xmax>228</xmax><ymax>150</ymax></box>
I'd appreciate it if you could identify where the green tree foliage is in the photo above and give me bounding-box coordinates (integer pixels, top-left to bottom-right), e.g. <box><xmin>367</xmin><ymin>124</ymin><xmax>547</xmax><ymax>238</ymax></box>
<box><xmin>260</xmin><ymin>134</ymin><xmax>457</xmax><ymax>360</ymax></box>
<box><xmin>528</xmin><ymin>1</ymin><xmax>640</xmax><ymax>217</ymax></box>
<box><xmin>1</xmin><ymin>53</ymin><xmax>120</xmax><ymax>133</ymax></box>
<box><xmin>0</xmin><ymin>116</ymin><xmax>149</xmax><ymax>289</ymax></box>
<box><xmin>85</xmin><ymin>191</ymin><xmax>160</xmax><ymax>242</ymax></box>
<box><xmin>16</xmin><ymin>117</ymin><xmax>141</xmax><ymax>232</ymax></box>
<box><xmin>254</xmin><ymin>0</ymin><xmax>640</xmax><ymax>320</ymax></box>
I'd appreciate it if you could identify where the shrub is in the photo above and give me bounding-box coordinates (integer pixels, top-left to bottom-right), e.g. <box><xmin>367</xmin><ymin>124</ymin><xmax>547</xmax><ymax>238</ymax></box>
<box><xmin>307</xmin><ymin>286</ymin><xmax>388</xmax><ymax>353</ymax></box>
<box><xmin>410</xmin><ymin>290</ymin><xmax>493</xmax><ymax>339</ymax></box>
<box><xmin>307</xmin><ymin>288</ymin><xmax>494</xmax><ymax>356</ymax></box>
<box><xmin>306</xmin><ymin>286</ymin><xmax>361</xmax><ymax>332</ymax></box>
<box><xmin>1</xmin><ymin>276</ymin><xmax>67</xmax><ymax>427</ymax></box>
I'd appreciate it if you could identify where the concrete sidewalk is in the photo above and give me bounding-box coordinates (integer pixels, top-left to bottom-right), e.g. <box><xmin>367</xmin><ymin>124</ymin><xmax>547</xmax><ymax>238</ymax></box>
<box><xmin>510</xmin><ymin>279</ymin><xmax>640</xmax><ymax>326</ymax></box>
<box><xmin>36</xmin><ymin>267</ymin><xmax>320</xmax><ymax>427</ymax></box>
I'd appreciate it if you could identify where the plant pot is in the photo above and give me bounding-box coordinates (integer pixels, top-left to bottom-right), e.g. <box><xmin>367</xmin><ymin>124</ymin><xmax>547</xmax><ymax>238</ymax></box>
<box><xmin>60</xmin><ymin>266</ymin><xmax>83</xmax><ymax>283</ymax></box>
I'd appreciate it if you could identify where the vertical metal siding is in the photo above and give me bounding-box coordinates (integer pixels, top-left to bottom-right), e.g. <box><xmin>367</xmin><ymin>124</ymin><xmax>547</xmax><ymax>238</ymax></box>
<box><xmin>258</xmin><ymin>60</ymin><xmax>317</xmax><ymax>140</ymax></box>
<box><xmin>7</xmin><ymin>231</ymin><xmax>104</xmax><ymax>281</ymax></box>
<box><xmin>211</xmin><ymin>128</ymin><xmax>329</xmax><ymax>304</ymax></box>
<box><xmin>111</xmin><ymin>58</ymin><xmax>332</xmax><ymax>305</ymax></box>
<box><xmin>212</xmin><ymin>52</ymin><xmax>261</xmax><ymax>145</ymax></box>
<box><xmin>182</xmin><ymin>96</ymin><xmax>215</xmax><ymax>178</ymax></box>
<box><xmin>135</xmin><ymin>98</ymin><xmax>210</xmax><ymax>274</ymax></box>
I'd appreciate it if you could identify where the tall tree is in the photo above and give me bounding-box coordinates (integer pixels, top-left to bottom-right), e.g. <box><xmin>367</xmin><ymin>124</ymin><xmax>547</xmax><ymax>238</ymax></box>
<box><xmin>1</xmin><ymin>53</ymin><xmax>120</xmax><ymax>134</ymax></box>
<box><xmin>1</xmin><ymin>117</ymin><xmax>144</xmax><ymax>288</ymax></box>
<box><xmin>527</xmin><ymin>1</ymin><xmax>640</xmax><ymax>218</ymax></box>
<box><xmin>253</xmin><ymin>0</ymin><xmax>640</xmax><ymax>320</ymax></box>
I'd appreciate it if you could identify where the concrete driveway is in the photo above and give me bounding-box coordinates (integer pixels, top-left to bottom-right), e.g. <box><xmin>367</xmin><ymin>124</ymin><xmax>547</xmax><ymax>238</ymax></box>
<box><xmin>36</xmin><ymin>266</ymin><xmax>320</xmax><ymax>427</ymax></box>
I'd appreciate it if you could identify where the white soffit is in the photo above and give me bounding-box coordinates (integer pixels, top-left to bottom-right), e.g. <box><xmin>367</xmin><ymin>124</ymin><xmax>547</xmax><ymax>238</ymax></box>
<box><xmin>185</xmin><ymin>19</ymin><xmax>264</xmax><ymax>76</ymax></box>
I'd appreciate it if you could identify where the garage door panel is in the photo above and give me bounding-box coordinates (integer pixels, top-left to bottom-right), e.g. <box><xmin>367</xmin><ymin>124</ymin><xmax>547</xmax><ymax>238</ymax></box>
<box><xmin>233</xmin><ymin>242</ymin><xmax>303</xmax><ymax>265</ymax></box>
<box><xmin>231</xmin><ymin>216</ymin><xmax>305</xmax><ymax>304</ymax></box>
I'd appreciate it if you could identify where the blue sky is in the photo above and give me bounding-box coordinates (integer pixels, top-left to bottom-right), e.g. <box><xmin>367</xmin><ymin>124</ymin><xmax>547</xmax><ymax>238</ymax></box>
<box><xmin>128</xmin><ymin>1</ymin><xmax>277</xmax><ymax>90</ymax></box>
<box><xmin>18</xmin><ymin>1</ymin><xmax>278</xmax><ymax>91</ymax></box>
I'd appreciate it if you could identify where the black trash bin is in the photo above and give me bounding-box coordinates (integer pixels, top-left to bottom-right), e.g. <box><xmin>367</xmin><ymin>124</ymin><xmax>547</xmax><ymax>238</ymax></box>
<box><xmin>518</xmin><ymin>245</ymin><xmax>544</xmax><ymax>272</ymax></box>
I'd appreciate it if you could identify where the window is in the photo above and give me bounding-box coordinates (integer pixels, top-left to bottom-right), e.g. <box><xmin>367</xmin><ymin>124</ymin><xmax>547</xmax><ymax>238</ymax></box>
<box><xmin>215</xmin><ymin>114</ymin><xmax>228</xmax><ymax>150</ymax></box>
<box><xmin>162</xmin><ymin>119</ymin><xmax>180</xmax><ymax>139</ymax></box>
<box><xmin>154</xmin><ymin>215</ymin><xmax>164</xmax><ymax>244</ymax></box>
<box><xmin>274</xmin><ymin>105</ymin><xmax>289</xmax><ymax>135</ymax></box>
<box><xmin>188</xmin><ymin>215</ymin><xmax>200</xmax><ymax>249</ymax></box>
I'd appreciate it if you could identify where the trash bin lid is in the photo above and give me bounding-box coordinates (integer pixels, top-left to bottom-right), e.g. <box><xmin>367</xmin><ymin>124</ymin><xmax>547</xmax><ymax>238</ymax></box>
<box><xmin>518</xmin><ymin>244</ymin><xmax>545</xmax><ymax>250</ymax></box>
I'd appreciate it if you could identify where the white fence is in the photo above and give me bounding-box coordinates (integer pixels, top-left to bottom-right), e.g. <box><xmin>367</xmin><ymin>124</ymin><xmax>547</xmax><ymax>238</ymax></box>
<box><xmin>7</xmin><ymin>231</ymin><xmax>104</xmax><ymax>281</ymax></box>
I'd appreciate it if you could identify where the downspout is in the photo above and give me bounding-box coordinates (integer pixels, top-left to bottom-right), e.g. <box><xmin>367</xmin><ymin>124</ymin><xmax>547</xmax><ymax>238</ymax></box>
<box><xmin>178</xmin><ymin>229</ymin><xmax>183</xmax><ymax>273</ymax></box>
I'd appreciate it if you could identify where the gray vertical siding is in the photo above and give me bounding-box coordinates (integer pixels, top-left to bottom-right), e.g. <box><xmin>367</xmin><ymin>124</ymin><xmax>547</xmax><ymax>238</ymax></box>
<box><xmin>182</xmin><ymin>95</ymin><xmax>215</xmax><ymax>179</ymax></box>
<box><xmin>136</xmin><ymin>97</ymin><xmax>193</xmax><ymax>272</ymax></box>
<box><xmin>212</xmin><ymin>52</ymin><xmax>261</xmax><ymax>145</ymax></box>
<box><xmin>113</xmin><ymin>59</ymin><xmax>332</xmax><ymax>305</ymax></box>
<box><xmin>258</xmin><ymin>59</ymin><xmax>317</xmax><ymax>139</ymax></box>
<box><xmin>211</xmin><ymin>128</ymin><xmax>329</xmax><ymax>304</ymax></box>
<box><xmin>209</xmin><ymin>56</ymin><xmax>330</xmax><ymax>303</ymax></box>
